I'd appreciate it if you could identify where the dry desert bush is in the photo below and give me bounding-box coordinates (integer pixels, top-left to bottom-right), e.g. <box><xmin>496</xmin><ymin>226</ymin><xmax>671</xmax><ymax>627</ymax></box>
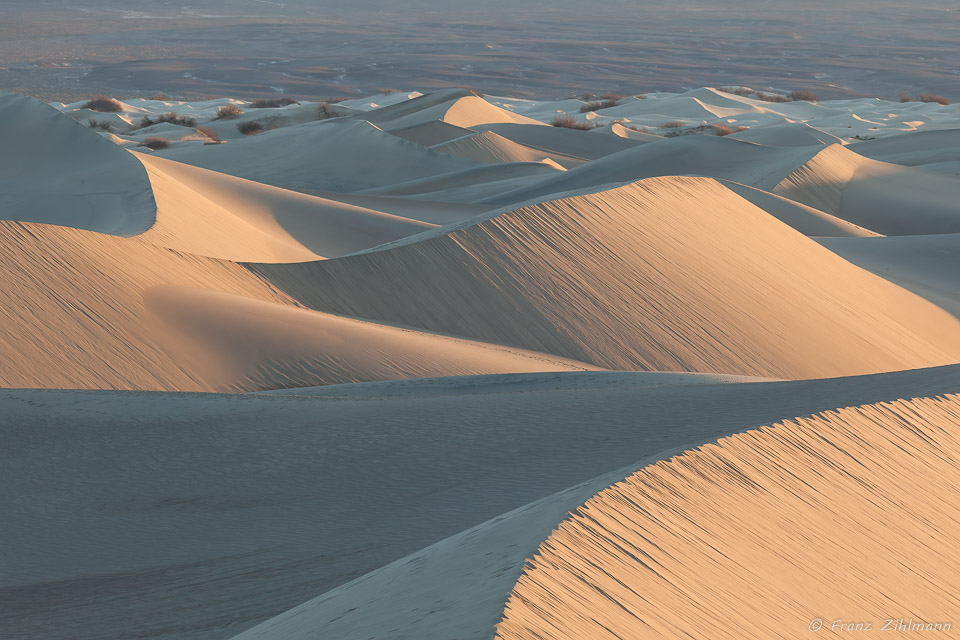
<box><xmin>250</xmin><ymin>97</ymin><xmax>298</xmax><ymax>108</ymax></box>
<box><xmin>137</xmin><ymin>111</ymin><xmax>197</xmax><ymax>129</ymax></box>
<box><xmin>87</xmin><ymin>118</ymin><xmax>114</xmax><ymax>132</ymax></box>
<box><xmin>139</xmin><ymin>137</ymin><xmax>170</xmax><ymax>150</ymax></box>
<box><xmin>214</xmin><ymin>104</ymin><xmax>244</xmax><ymax>120</ymax></box>
<box><xmin>919</xmin><ymin>94</ymin><xmax>952</xmax><ymax>105</ymax></box>
<box><xmin>84</xmin><ymin>96</ymin><xmax>123</xmax><ymax>112</ymax></box>
<box><xmin>659</xmin><ymin>120</ymin><xmax>687</xmax><ymax>129</ymax></box>
<box><xmin>195</xmin><ymin>126</ymin><xmax>220</xmax><ymax>143</ymax></box>
<box><xmin>237</xmin><ymin>121</ymin><xmax>264</xmax><ymax>136</ymax></box>
<box><xmin>718</xmin><ymin>86</ymin><xmax>755</xmax><ymax>96</ymax></box>
<box><xmin>550</xmin><ymin>115</ymin><xmax>595</xmax><ymax>130</ymax></box>
<box><xmin>318</xmin><ymin>103</ymin><xmax>338</xmax><ymax>120</ymax></box>
<box><xmin>757</xmin><ymin>93</ymin><xmax>789</xmax><ymax>103</ymax></box>
<box><xmin>579</xmin><ymin>99</ymin><xmax>619</xmax><ymax>113</ymax></box>
<box><xmin>788</xmin><ymin>90</ymin><xmax>818</xmax><ymax>102</ymax></box>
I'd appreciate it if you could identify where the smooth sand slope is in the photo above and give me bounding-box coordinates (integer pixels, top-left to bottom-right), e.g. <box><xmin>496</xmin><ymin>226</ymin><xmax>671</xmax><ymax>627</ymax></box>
<box><xmin>251</xmin><ymin>177</ymin><xmax>960</xmax><ymax>380</ymax></box>
<box><xmin>0</xmin><ymin>93</ymin><xmax>156</xmax><ymax>235</ymax></box>
<box><xmin>157</xmin><ymin>118</ymin><xmax>481</xmax><ymax>192</ymax></box>
<box><xmin>431</xmin><ymin>131</ymin><xmax>577</xmax><ymax>169</ymax></box>
<box><xmin>0</xmin><ymin>220</ymin><xmax>596</xmax><ymax>391</ymax></box>
<box><xmin>5</xmin><ymin>366</ymin><xmax>960</xmax><ymax>640</ymax></box>
<box><xmin>137</xmin><ymin>153</ymin><xmax>436</xmax><ymax>262</ymax></box>
<box><xmin>223</xmin><ymin>366</ymin><xmax>960</xmax><ymax>640</ymax></box>
<box><xmin>496</xmin><ymin>395</ymin><xmax>960</xmax><ymax>639</ymax></box>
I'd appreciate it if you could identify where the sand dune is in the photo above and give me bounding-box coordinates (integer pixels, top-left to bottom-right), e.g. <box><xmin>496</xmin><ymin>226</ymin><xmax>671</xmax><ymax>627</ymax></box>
<box><xmin>6</xmin><ymin>366</ymin><xmax>960</xmax><ymax>640</ymax></box>
<box><xmin>432</xmin><ymin>131</ymin><xmax>579</xmax><ymax>169</ymax></box>
<box><xmin>0</xmin><ymin>93</ymin><xmax>156</xmax><ymax>235</ymax></box>
<box><xmin>158</xmin><ymin>118</ymin><xmax>481</xmax><ymax>192</ymax></box>
<box><xmin>360</xmin><ymin>90</ymin><xmax>545</xmax><ymax>130</ymax></box>
<box><xmin>137</xmin><ymin>153</ymin><xmax>435</xmax><ymax>261</ymax></box>
<box><xmin>222</xmin><ymin>366</ymin><xmax>960</xmax><ymax>640</ymax></box>
<box><xmin>728</xmin><ymin>122</ymin><xmax>844</xmax><ymax>147</ymax></box>
<box><xmin>251</xmin><ymin>177</ymin><xmax>960</xmax><ymax>379</ymax></box>
<box><xmin>496</xmin><ymin>394</ymin><xmax>960</xmax><ymax>639</ymax></box>
<box><xmin>851</xmin><ymin>129</ymin><xmax>960</xmax><ymax>167</ymax></box>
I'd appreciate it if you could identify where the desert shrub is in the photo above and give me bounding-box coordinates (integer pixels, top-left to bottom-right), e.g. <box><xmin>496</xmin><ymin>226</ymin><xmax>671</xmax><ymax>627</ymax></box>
<box><xmin>318</xmin><ymin>103</ymin><xmax>339</xmax><ymax>119</ymax></box>
<box><xmin>237</xmin><ymin>121</ymin><xmax>264</xmax><ymax>135</ymax></box>
<box><xmin>136</xmin><ymin>111</ymin><xmax>196</xmax><ymax>129</ymax></box>
<box><xmin>898</xmin><ymin>92</ymin><xmax>916</xmax><ymax>103</ymax></box>
<box><xmin>84</xmin><ymin>96</ymin><xmax>123</xmax><ymax>112</ymax></box>
<box><xmin>195</xmin><ymin>126</ymin><xmax>220</xmax><ymax>143</ymax></box>
<box><xmin>600</xmin><ymin>93</ymin><xmax>626</xmax><ymax>101</ymax></box>
<box><xmin>250</xmin><ymin>97</ymin><xmax>298</xmax><ymax>108</ymax></box>
<box><xmin>757</xmin><ymin>93</ymin><xmax>789</xmax><ymax>103</ymax></box>
<box><xmin>611</xmin><ymin>120</ymin><xmax>650</xmax><ymax>133</ymax></box>
<box><xmin>579</xmin><ymin>99</ymin><xmax>618</xmax><ymax>113</ymax></box>
<box><xmin>140</xmin><ymin>137</ymin><xmax>170</xmax><ymax>150</ymax></box>
<box><xmin>659</xmin><ymin>120</ymin><xmax>687</xmax><ymax>129</ymax></box>
<box><xmin>788</xmin><ymin>90</ymin><xmax>819</xmax><ymax>102</ymax></box>
<box><xmin>214</xmin><ymin>104</ymin><xmax>244</xmax><ymax>119</ymax></box>
<box><xmin>919</xmin><ymin>94</ymin><xmax>952</xmax><ymax>105</ymax></box>
<box><xmin>550</xmin><ymin>115</ymin><xmax>595</xmax><ymax>130</ymax></box>
<box><xmin>712</xmin><ymin>124</ymin><xmax>749</xmax><ymax>136</ymax></box>
<box><xmin>87</xmin><ymin>118</ymin><xmax>114</xmax><ymax>132</ymax></box>
<box><xmin>718</xmin><ymin>86</ymin><xmax>755</xmax><ymax>96</ymax></box>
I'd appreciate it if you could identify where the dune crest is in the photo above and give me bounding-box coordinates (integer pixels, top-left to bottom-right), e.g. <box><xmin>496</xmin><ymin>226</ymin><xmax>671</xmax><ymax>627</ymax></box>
<box><xmin>496</xmin><ymin>394</ymin><xmax>960</xmax><ymax>639</ymax></box>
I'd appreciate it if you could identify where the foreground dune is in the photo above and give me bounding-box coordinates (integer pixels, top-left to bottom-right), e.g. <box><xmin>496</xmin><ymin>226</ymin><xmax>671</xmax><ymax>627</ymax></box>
<box><xmin>496</xmin><ymin>394</ymin><xmax>960</xmax><ymax>639</ymax></box>
<box><xmin>5</xmin><ymin>366</ymin><xmax>960</xmax><ymax>640</ymax></box>
<box><xmin>252</xmin><ymin>176</ymin><xmax>960</xmax><ymax>379</ymax></box>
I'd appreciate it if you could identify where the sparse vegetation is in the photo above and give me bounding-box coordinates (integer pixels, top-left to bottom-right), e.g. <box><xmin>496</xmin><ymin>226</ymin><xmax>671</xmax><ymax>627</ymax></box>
<box><xmin>579</xmin><ymin>99</ymin><xmax>618</xmax><ymax>113</ymax></box>
<box><xmin>318</xmin><ymin>103</ymin><xmax>339</xmax><ymax>120</ymax></box>
<box><xmin>919</xmin><ymin>94</ymin><xmax>952</xmax><ymax>105</ymax></box>
<box><xmin>600</xmin><ymin>93</ymin><xmax>626</xmax><ymax>101</ymax></box>
<box><xmin>195</xmin><ymin>126</ymin><xmax>220</xmax><ymax>143</ymax></box>
<box><xmin>788</xmin><ymin>90</ymin><xmax>819</xmax><ymax>102</ymax></box>
<box><xmin>898</xmin><ymin>92</ymin><xmax>952</xmax><ymax>105</ymax></box>
<box><xmin>214</xmin><ymin>104</ymin><xmax>244</xmax><ymax>120</ymax></box>
<box><xmin>84</xmin><ymin>96</ymin><xmax>123</xmax><ymax>113</ymax></box>
<box><xmin>610</xmin><ymin>119</ymin><xmax>650</xmax><ymax>134</ymax></box>
<box><xmin>718</xmin><ymin>86</ymin><xmax>755</xmax><ymax>96</ymax></box>
<box><xmin>660</xmin><ymin>120</ymin><xmax>687</xmax><ymax>129</ymax></box>
<box><xmin>712</xmin><ymin>124</ymin><xmax>749</xmax><ymax>136</ymax></box>
<box><xmin>250</xmin><ymin>97</ymin><xmax>299</xmax><ymax>108</ymax></box>
<box><xmin>550</xmin><ymin>115</ymin><xmax>595</xmax><ymax>130</ymax></box>
<box><xmin>661</xmin><ymin>123</ymin><xmax>749</xmax><ymax>138</ymax></box>
<box><xmin>137</xmin><ymin>111</ymin><xmax>197</xmax><ymax>129</ymax></box>
<box><xmin>757</xmin><ymin>93</ymin><xmax>789</xmax><ymax>103</ymax></box>
<box><xmin>140</xmin><ymin>137</ymin><xmax>170</xmax><ymax>150</ymax></box>
<box><xmin>87</xmin><ymin>118</ymin><xmax>114</xmax><ymax>132</ymax></box>
<box><xmin>237</xmin><ymin>121</ymin><xmax>264</xmax><ymax>135</ymax></box>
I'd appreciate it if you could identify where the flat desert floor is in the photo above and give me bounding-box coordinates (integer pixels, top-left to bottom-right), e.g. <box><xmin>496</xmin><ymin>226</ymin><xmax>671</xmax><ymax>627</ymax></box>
<box><xmin>2</xmin><ymin>85</ymin><xmax>960</xmax><ymax>639</ymax></box>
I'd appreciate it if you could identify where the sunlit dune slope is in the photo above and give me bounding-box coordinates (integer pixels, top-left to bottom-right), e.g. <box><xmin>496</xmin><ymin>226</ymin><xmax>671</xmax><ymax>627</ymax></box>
<box><xmin>0</xmin><ymin>221</ymin><xmax>594</xmax><ymax>391</ymax></box>
<box><xmin>250</xmin><ymin>176</ymin><xmax>960</xmax><ymax>379</ymax></box>
<box><xmin>0</xmin><ymin>93</ymin><xmax>156</xmax><ymax>235</ymax></box>
<box><xmin>496</xmin><ymin>394</ymin><xmax>960</xmax><ymax>640</ymax></box>
<box><xmin>432</xmin><ymin>131</ymin><xmax>578</xmax><ymax>169</ymax></box>
<box><xmin>136</xmin><ymin>153</ymin><xmax>435</xmax><ymax>261</ymax></box>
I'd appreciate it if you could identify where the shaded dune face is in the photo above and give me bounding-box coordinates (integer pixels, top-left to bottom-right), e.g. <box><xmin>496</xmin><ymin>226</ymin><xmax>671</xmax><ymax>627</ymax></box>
<box><xmin>496</xmin><ymin>394</ymin><xmax>960</xmax><ymax>640</ymax></box>
<box><xmin>252</xmin><ymin>176</ymin><xmax>960</xmax><ymax>380</ymax></box>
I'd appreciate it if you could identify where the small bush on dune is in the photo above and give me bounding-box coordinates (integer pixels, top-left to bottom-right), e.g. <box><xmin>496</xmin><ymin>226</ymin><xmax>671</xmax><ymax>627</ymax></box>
<box><xmin>611</xmin><ymin>119</ymin><xmax>650</xmax><ymax>134</ymax></box>
<box><xmin>140</xmin><ymin>137</ymin><xmax>170</xmax><ymax>150</ymax></box>
<box><xmin>195</xmin><ymin>126</ymin><xmax>220</xmax><ymax>143</ymax></box>
<box><xmin>85</xmin><ymin>96</ymin><xmax>123</xmax><ymax>113</ymax></box>
<box><xmin>550</xmin><ymin>114</ymin><xmax>595</xmax><ymax>130</ymax></box>
<box><xmin>757</xmin><ymin>93</ymin><xmax>789</xmax><ymax>103</ymax></box>
<box><xmin>237</xmin><ymin>121</ymin><xmax>264</xmax><ymax>135</ymax></box>
<box><xmin>898</xmin><ymin>92</ymin><xmax>916</xmax><ymax>103</ymax></box>
<box><xmin>318</xmin><ymin>103</ymin><xmax>339</xmax><ymax>120</ymax></box>
<box><xmin>712</xmin><ymin>124</ymin><xmax>749</xmax><ymax>136</ymax></box>
<box><xmin>250</xmin><ymin>97</ymin><xmax>299</xmax><ymax>108</ymax></box>
<box><xmin>718</xmin><ymin>86</ymin><xmax>755</xmax><ymax>96</ymax></box>
<box><xmin>214</xmin><ymin>104</ymin><xmax>244</xmax><ymax>120</ymax></box>
<box><xmin>919</xmin><ymin>94</ymin><xmax>952</xmax><ymax>105</ymax></box>
<box><xmin>788</xmin><ymin>90</ymin><xmax>819</xmax><ymax>102</ymax></box>
<box><xmin>87</xmin><ymin>118</ymin><xmax>114</xmax><ymax>132</ymax></box>
<box><xmin>659</xmin><ymin>120</ymin><xmax>687</xmax><ymax>129</ymax></box>
<box><xmin>137</xmin><ymin>111</ymin><xmax>197</xmax><ymax>129</ymax></box>
<box><xmin>579</xmin><ymin>99</ymin><xmax>619</xmax><ymax>113</ymax></box>
<box><xmin>600</xmin><ymin>93</ymin><xmax>626</xmax><ymax>101</ymax></box>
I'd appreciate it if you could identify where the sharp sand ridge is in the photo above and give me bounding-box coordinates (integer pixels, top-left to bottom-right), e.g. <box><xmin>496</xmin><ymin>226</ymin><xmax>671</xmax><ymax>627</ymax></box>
<box><xmin>496</xmin><ymin>394</ymin><xmax>960</xmax><ymax>639</ymax></box>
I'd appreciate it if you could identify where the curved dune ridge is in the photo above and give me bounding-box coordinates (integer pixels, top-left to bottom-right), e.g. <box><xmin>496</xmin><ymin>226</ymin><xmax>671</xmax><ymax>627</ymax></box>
<box><xmin>0</xmin><ymin>220</ymin><xmax>596</xmax><ymax>391</ymax></box>
<box><xmin>252</xmin><ymin>176</ymin><xmax>960</xmax><ymax>379</ymax></box>
<box><xmin>431</xmin><ymin>131</ymin><xmax>577</xmax><ymax>169</ymax></box>
<box><xmin>0</xmin><ymin>93</ymin><xmax>156</xmax><ymax>235</ymax></box>
<box><xmin>495</xmin><ymin>394</ymin><xmax>960</xmax><ymax>640</ymax></box>
<box><xmin>136</xmin><ymin>153</ymin><xmax>436</xmax><ymax>262</ymax></box>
